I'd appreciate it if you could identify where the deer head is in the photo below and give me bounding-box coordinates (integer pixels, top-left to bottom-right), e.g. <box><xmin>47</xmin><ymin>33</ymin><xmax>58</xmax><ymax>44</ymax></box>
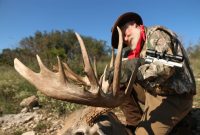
<box><xmin>14</xmin><ymin>27</ymin><xmax>139</xmax><ymax>108</ymax></box>
<box><xmin>57</xmin><ymin>107</ymin><xmax>130</xmax><ymax>135</ymax></box>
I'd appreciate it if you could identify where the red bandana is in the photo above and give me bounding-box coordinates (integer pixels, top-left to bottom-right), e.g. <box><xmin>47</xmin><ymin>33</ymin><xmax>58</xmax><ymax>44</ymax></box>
<box><xmin>128</xmin><ymin>25</ymin><xmax>146</xmax><ymax>59</ymax></box>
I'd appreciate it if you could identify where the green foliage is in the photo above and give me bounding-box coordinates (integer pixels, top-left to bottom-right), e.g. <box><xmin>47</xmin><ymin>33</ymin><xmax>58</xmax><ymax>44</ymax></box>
<box><xmin>194</xmin><ymin>80</ymin><xmax>200</xmax><ymax>107</ymax></box>
<box><xmin>187</xmin><ymin>41</ymin><xmax>200</xmax><ymax>75</ymax></box>
<box><xmin>4</xmin><ymin>29</ymin><xmax>110</xmax><ymax>77</ymax></box>
<box><xmin>0</xmin><ymin>29</ymin><xmax>111</xmax><ymax>69</ymax></box>
<box><xmin>0</xmin><ymin>65</ymin><xmax>37</xmax><ymax>114</ymax></box>
<box><xmin>187</xmin><ymin>40</ymin><xmax>200</xmax><ymax>106</ymax></box>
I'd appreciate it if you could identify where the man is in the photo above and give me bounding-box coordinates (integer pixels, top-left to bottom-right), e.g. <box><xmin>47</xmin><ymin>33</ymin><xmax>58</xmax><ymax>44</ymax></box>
<box><xmin>110</xmin><ymin>12</ymin><xmax>196</xmax><ymax>134</ymax></box>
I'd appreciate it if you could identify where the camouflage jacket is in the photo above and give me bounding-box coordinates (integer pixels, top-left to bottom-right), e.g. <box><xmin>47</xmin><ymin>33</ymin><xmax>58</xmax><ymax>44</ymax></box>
<box><xmin>124</xmin><ymin>26</ymin><xmax>196</xmax><ymax>95</ymax></box>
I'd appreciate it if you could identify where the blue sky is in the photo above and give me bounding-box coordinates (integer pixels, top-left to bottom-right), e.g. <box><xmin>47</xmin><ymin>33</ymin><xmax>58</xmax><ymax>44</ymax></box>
<box><xmin>0</xmin><ymin>0</ymin><xmax>200</xmax><ymax>52</ymax></box>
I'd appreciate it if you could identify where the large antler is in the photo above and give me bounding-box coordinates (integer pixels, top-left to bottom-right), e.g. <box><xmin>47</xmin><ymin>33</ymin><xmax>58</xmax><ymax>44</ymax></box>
<box><xmin>14</xmin><ymin>27</ymin><xmax>139</xmax><ymax>108</ymax></box>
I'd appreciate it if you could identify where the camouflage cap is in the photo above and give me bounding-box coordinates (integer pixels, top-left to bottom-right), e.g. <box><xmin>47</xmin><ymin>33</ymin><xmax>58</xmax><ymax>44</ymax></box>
<box><xmin>111</xmin><ymin>12</ymin><xmax>143</xmax><ymax>49</ymax></box>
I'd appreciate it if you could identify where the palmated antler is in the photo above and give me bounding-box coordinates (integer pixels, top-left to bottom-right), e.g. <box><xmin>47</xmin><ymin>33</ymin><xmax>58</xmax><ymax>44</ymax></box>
<box><xmin>14</xmin><ymin>27</ymin><xmax>139</xmax><ymax>108</ymax></box>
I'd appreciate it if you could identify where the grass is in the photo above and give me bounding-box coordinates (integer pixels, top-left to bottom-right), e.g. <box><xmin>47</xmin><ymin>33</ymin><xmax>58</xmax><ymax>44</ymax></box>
<box><xmin>0</xmin><ymin>55</ymin><xmax>199</xmax><ymax>115</ymax></box>
<box><xmin>12</xmin><ymin>129</ymin><xmax>24</xmax><ymax>135</ymax></box>
<box><xmin>0</xmin><ymin>64</ymin><xmax>82</xmax><ymax>115</ymax></box>
<box><xmin>190</xmin><ymin>57</ymin><xmax>200</xmax><ymax>107</ymax></box>
<box><xmin>193</xmin><ymin>80</ymin><xmax>200</xmax><ymax>107</ymax></box>
<box><xmin>33</xmin><ymin>120</ymin><xmax>49</xmax><ymax>133</ymax></box>
<box><xmin>0</xmin><ymin>65</ymin><xmax>37</xmax><ymax>114</ymax></box>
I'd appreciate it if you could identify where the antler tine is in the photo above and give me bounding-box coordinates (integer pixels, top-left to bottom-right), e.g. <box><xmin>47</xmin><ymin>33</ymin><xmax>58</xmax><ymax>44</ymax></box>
<box><xmin>100</xmin><ymin>47</ymin><xmax>115</xmax><ymax>94</ymax></box>
<box><xmin>93</xmin><ymin>56</ymin><xmax>98</xmax><ymax>79</ymax></box>
<box><xmin>14</xmin><ymin>58</ymin><xmax>39</xmax><ymax>84</ymax></box>
<box><xmin>112</xmin><ymin>27</ymin><xmax>123</xmax><ymax>96</ymax></box>
<box><xmin>109</xmin><ymin>47</ymin><xmax>115</xmax><ymax>68</ymax></box>
<box><xmin>36</xmin><ymin>55</ymin><xmax>52</xmax><ymax>74</ymax></box>
<box><xmin>62</xmin><ymin>62</ymin><xmax>90</xmax><ymax>86</ymax></box>
<box><xmin>75</xmin><ymin>32</ymin><xmax>99</xmax><ymax>88</ymax></box>
<box><xmin>101</xmin><ymin>65</ymin><xmax>111</xmax><ymax>93</ymax></box>
<box><xmin>57</xmin><ymin>56</ymin><xmax>67</xmax><ymax>83</ymax></box>
<box><xmin>124</xmin><ymin>59</ymin><xmax>140</xmax><ymax>95</ymax></box>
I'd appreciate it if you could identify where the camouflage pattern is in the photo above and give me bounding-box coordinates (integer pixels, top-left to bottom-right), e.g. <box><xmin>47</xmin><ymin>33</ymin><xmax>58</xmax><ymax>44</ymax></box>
<box><xmin>138</xmin><ymin>26</ymin><xmax>196</xmax><ymax>95</ymax></box>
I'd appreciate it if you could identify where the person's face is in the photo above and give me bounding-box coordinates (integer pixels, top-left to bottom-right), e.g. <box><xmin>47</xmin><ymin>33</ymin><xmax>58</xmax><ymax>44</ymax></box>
<box><xmin>121</xmin><ymin>21</ymin><xmax>140</xmax><ymax>50</ymax></box>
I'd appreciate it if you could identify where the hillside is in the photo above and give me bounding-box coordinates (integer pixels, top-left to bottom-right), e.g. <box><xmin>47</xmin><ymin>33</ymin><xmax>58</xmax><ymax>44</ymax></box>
<box><xmin>0</xmin><ymin>53</ymin><xmax>199</xmax><ymax>134</ymax></box>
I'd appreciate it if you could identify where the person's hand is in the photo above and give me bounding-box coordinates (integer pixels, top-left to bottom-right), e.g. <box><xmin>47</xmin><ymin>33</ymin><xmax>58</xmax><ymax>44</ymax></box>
<box><xmin>105</xmin><ymin>66</ymin><xmax>132</xmax><ymax>84</ymax></box>
<box><xmin>105</xmin><ymin>58</ymin><xmax>142</xmax><ymax>84</ymax></box>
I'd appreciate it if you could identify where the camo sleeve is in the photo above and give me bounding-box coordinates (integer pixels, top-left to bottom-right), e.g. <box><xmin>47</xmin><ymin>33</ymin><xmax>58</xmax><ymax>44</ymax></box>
<box><xmin>139</xmin><ymin>29</ymin><xmax>175</xmax><ymax>83</ymax></box>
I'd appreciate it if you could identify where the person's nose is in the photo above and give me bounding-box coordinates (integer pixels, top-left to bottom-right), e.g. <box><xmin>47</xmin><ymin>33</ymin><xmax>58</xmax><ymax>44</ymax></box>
<box><xmin>124</xmin><ymin>30</ymin><xmax>130</xmax><ymax>43</ymax></box>
<box><xmin>124</xmin><ymin>35</ymin><xmax>128</xmax><ymax>42</ymax></box>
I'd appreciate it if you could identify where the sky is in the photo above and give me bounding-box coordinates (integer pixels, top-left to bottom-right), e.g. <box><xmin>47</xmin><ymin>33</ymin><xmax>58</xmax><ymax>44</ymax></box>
<box><xmin>0</xmin><ymin>0</ymin><xmax>200</xmax><ymax>52</ymax></box>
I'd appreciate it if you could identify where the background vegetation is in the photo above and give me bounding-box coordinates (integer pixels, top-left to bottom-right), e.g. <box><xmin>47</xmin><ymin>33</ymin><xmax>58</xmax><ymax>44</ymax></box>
<box><xmin>0</xmin><ymin>29</ymin><xmax>111</xmax><ymax>115</ymax></box>
<box><xmin>0</xmin><ymin>29</ymin><xmax>200</xmax><ymax>116</ymax></box>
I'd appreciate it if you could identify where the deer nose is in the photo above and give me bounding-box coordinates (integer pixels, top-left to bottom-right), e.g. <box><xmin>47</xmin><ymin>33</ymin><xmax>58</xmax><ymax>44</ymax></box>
<box><xmin>75</xmin><ymin>131</ymin><xmax>85</xmax><ymax>135</ymax></box>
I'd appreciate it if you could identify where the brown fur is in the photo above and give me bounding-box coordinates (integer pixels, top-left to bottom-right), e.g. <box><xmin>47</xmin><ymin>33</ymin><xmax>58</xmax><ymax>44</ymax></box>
<box><xmin>57</xmin><ymin>107</ymin><xmax>131</xmax><ymax>135</ymax></box>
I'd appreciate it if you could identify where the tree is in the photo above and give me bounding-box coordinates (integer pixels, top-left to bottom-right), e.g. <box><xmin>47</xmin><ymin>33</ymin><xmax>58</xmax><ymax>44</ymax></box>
<box><xmin>1</xmin><ymin>29</ymin><xmax>111</xmax><ymax>74</ymax></box>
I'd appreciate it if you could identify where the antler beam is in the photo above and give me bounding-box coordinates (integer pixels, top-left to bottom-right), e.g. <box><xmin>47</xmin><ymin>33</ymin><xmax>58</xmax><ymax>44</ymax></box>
<box><xmin>14</xmin><ymin>27</ymin><xmax>138</xmax><ymax>108</ymax></box>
